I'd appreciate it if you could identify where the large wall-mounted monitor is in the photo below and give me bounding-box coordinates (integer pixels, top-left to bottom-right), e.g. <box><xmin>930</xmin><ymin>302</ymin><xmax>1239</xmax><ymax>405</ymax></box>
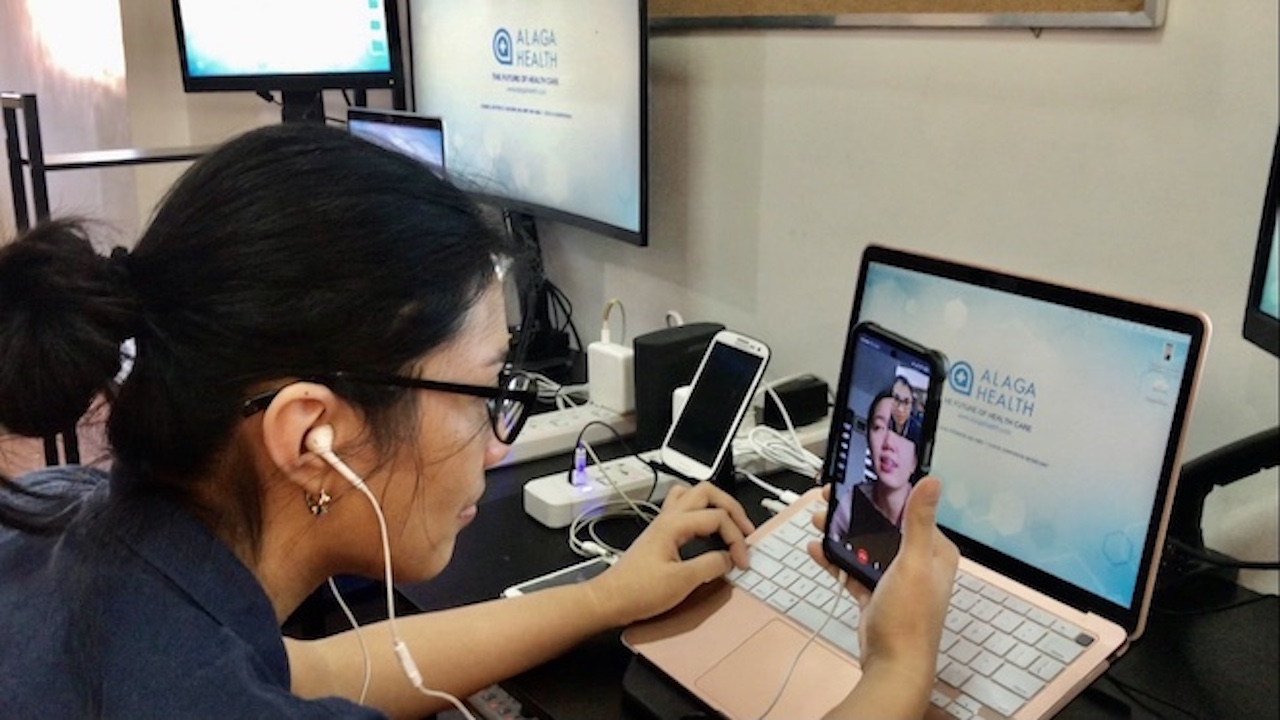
<box><xmin>171</xmin><ymin>0</ymin><xmax>402</xmax><ymax>122</ymax></box>
<box><xmin>407</xmin><ymin>0</ymin><xmax>648</xmax><ymax>247</ymax></box>
<box><xmin>1244</xmin><ymin>127</ymin><xmax>1279</xmax><ymax>357</ymax></box>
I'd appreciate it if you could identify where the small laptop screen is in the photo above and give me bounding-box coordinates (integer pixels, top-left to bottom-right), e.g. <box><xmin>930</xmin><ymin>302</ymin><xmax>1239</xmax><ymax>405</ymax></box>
<box><xmin>348</xmin><ymin>111</ymin><xmax>446</xmax><ymax>179</ymax></box>
<box><xmin>855</xmin><ymin>255</ymin><xmax>1198</xmax><ymax>612</ymax></box>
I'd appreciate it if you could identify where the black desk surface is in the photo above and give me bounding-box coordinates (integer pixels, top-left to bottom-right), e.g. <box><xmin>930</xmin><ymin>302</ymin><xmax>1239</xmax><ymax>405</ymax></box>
<box><xmin>398</xmin><ymin>451</ymin><xmax>1279</xmax><ymax>720</ymax></box>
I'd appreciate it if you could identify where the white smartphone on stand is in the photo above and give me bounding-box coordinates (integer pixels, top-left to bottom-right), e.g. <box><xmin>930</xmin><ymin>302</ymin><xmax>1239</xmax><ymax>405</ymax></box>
<box><xmin>659</xmin><ymin>330</ymin><xmax>771</xmax><ymax>481</ymax></box>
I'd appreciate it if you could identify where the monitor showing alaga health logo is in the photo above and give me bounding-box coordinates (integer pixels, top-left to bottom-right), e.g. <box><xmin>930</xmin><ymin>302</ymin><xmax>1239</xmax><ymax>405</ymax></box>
<box><xmin>493</xmin><ymin>27</ymin><xmax>558</xmax><ymax>68</ymax></box>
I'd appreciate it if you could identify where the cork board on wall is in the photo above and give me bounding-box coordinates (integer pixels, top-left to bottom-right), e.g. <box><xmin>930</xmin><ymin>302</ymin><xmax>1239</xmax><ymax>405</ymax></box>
<box><xmin>649</xmin><ymin>0</ymin><xmax>1166</xmax><ymax>29</ymax></box>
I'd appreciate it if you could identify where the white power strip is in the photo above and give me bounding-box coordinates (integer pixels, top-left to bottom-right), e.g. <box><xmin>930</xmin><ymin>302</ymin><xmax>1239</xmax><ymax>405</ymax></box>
<box><xmin>523</xmin><ymin>449</ymin><xmax>687</xmax><ymax>528</ymax></box>
<box><xmin>495</xmin><ymin>404</ymin><xmax>636</xmax><ymax>468</ymax></box>
<box><xmin>522</xmin><ymin>418</ymin><xmax>831</xmax><ymax>529</ymax></box>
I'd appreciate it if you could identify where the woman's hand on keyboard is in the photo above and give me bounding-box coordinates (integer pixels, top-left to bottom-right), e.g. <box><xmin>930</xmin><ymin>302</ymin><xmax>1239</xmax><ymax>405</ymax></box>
<box><xmin>584</xmin><ymin>482</ymin><xmax>756</xmax><ymax>626</ymax></box>
<box><xmin>807</xmin><ymin>477</ymin><xmax>960</xmax><ymax>719</ymax></box>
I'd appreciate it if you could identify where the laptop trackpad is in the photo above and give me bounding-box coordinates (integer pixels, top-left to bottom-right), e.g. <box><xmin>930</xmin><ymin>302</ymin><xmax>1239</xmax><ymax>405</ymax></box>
<box><xmin>695</xmin><ymin>619</ymin><xmax>860</xmax><ymax>720</ymax></box>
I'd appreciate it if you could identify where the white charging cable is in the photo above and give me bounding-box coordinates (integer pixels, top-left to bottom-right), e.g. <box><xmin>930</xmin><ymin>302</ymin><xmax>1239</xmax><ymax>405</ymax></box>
<box><xmin>566</xmin><ymin>440</ymin><xmax>661</xmax><ymax>559</ymax></box>
<box><xmin>525</xmin><ymin>370</ymin><xmax>587</xmax><ymax>409</ymax></box>
<box><xmin>739</xmin><ymin>470</ymin><xmax>801</xmax><ymax>507</ymax></box>
<box><xmin>742</xmin><ymin>381</ymin><xmax>824</xmax><ymax>478</ymax></box>
<box><xmin>601</xmin><ymin>297</ymin><xmax>627</xmax><ymax>345</ymax></box>
<box><xmin>760</xmin><ymin>498</ymin><xmax>789</xmax><ymax>516</ymax></box>
<box><xmin>580</xmin><ymin>440</ymin><xmax>658</xmax><ymax>522</ymax></box>
<box><xmin>746</xmin><ymin>425</ymin><xmax>823</xmax><ymax>478</ymax></box>
<box><xmin>306</xmin><ymin>427</ymin><xmax>477</xmax><ymax>719</ymax></box>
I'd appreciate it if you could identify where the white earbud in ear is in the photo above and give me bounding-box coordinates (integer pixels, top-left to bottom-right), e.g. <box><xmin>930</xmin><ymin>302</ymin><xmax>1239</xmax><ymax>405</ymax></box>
<box><xmin>305</xmin><ymin>424</ymin><xmax>336</xmax><ymax>455</ymax></box>
<box><xmin>306</xmin><ymin>425</ymin><xmax>367</xmax><ymax>491</ymax></box>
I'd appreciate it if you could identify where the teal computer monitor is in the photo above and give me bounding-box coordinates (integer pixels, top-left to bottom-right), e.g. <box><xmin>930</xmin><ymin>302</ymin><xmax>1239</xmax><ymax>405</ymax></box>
<box><xmin>1244</xmin><ymin>127</ymin><xmax>1279</xmax><ymax>357</ymax></box>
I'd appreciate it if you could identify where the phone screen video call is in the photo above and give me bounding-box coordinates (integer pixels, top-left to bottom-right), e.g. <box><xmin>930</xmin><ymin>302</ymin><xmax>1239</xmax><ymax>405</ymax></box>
<box><xmin>824</xmin><ymin>324</ymin><xmax>943</xmax><ymax>587</ymax></box>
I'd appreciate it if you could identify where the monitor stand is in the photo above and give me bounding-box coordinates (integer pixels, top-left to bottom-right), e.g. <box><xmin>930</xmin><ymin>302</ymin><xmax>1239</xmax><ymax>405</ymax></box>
<box><xmin>280</xmin><ymin>90</ymin><xmax>326</xmax><ymax>124</ymax></box>
<box><xmin>505</xmin><ymin>211</ymin><xmax>576</xmax><ymax>381</ymax></box>
<box><xmin>1156</xmin><ymin>425</ymin><xmax>1279</xmax><ymax>601</ymax></box>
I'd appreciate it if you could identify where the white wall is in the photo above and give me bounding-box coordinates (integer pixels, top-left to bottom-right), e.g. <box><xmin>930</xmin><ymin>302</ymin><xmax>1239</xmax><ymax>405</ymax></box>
<box><xmin>117</xmin><ymin>0</ymin><xmax>1278</xmax><ymax>591</ymax></box>
<box><xmin>539</xmin><ymin>0</ymin><xmax>1279</xmax><ymax>590</ymax></box>
<box><xmin>0</xmin><ymin>0</ymin><xmax>135</xmax><ymax>244</ymax></box>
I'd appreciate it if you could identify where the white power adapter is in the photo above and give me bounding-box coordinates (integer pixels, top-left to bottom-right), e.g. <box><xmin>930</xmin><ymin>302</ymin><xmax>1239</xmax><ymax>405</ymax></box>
<box><xmin>588</xmin><ymin>341</ymin><xmax>634</xmax><ymax>413</ymax></box>
<box><xmin>671</xmin><ymin>384</ymin><xmax>691</xmax><ymax>424</ymax></box>
<box><xmin>587</xmin><ymin>298</ymin><xmax>634</xmax><ymax>414</ymax></box>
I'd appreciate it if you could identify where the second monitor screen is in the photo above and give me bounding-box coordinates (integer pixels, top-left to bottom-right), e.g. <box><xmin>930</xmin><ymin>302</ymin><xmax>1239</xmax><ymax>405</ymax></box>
<box><xmin>408</xmin><ymin>0</ymin><xmax>645</xmax><ymax>242</ymax></box>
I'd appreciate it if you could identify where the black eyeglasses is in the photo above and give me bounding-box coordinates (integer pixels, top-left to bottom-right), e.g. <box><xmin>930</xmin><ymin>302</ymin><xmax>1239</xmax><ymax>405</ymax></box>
<box><xmin>241</xmin><ymin>368</ymin><xmax>539</xmax><ymax>445</ymax></box>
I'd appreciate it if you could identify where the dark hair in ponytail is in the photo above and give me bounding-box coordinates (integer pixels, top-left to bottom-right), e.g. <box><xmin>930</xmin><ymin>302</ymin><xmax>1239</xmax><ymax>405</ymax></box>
<box><xmin>0</xmin><ymin>220</ymin><xmax>137</xmax><ymax>438</ymax></box>
<box><xmin>0</xmin><ymin>221</ymin><xmax>137</xmax><ymax>532</ymax></box>
<box><xmin>0</xmin><ymin>122</ymin><xmax>515</xmax><ymax>538</ymax></box>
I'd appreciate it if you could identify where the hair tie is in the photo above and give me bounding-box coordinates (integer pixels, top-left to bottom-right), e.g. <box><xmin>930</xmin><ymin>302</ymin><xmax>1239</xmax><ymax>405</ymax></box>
<box><xmin>109</xmin><ymin>246</ymin><xmax>132</xmax><ymax>284</ymax></box>
<box><xmin>108</xmin><ymin>246</ymin><xmax>147</xmax><ymax>340</ymax></box>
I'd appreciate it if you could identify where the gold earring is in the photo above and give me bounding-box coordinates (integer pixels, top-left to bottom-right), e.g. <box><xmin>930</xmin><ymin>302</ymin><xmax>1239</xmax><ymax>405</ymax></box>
<box><xmin>305</xmin><ymin>488</ymin><xmax>333</xmax><ymax>516</ymax></box>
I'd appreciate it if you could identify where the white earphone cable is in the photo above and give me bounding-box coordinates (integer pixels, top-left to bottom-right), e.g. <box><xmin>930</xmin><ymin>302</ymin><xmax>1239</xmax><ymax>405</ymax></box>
<box><xmin>326</xmin><ymin>576</ymin><xmax>372</xmax><ymax>704</ymax></box>
<box><xmin>310</xmin><ymin>432</ymin><xmax>477</xmax><ymax>720</ymax></box>
<box><xmin>754</xmin><ymin>570</ymin><xmax>849</xmax><ymax>720</ymax></box>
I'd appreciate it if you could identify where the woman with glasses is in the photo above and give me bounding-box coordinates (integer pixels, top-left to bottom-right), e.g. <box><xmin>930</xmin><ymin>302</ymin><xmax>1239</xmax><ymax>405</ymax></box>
<box><xmin>888</xmin><ymin>375</ymin><xmax>924</xmax><ymax>443</ymax></box>
<box><xmin>0</xmin><ymin>123</ymin><xmax>759</xmax><ymax>718</ymax></box>
<box><xmin>0</xmin><ymin>123</ymin><xmax>957</xmax><ymax>720</ymax></box>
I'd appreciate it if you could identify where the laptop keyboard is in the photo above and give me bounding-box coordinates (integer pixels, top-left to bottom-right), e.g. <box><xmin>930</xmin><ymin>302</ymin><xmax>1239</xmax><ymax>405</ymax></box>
<box><xmin>726</xmin><ymin>502</ymin><xmax>1097</xmax><ymax>720</ymax></box>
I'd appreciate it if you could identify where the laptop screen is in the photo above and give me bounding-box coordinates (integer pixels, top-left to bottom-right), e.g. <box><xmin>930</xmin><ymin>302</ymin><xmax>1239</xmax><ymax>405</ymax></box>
<box><xmin>347</xmin><ymin>109</ymin><xmax>446</xmax><ymax>179</ymax></box>
<box><xmin>850</xmin><ymin>247</ymin><xmax>1206</xmax><ymax>624</ymax></box>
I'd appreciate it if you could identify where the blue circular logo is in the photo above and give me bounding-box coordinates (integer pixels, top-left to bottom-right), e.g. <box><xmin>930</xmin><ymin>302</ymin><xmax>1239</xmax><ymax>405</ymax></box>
<box><xmin>949</xmin><ymin>361</ymin><xmax>974</xmax><ymax>396</ymax></box>
<box><xmin>493</xmin><ymin>29</ymin><xmax>513</xmax><ymax>65</ymax></box>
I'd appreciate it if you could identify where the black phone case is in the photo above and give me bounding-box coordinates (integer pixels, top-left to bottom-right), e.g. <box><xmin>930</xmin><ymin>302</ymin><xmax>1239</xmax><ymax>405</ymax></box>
<box><xmin>821</xmin><ymin>322</ymin><xmax>947</xmax><ymax>588</ymax></box>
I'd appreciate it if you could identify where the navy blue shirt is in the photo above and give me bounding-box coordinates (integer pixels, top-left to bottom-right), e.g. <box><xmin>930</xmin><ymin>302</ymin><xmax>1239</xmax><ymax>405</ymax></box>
<box><xmin>0</xmin><ymin>466</ymin><xmax>384</xmax><ymax>718</ymax></box>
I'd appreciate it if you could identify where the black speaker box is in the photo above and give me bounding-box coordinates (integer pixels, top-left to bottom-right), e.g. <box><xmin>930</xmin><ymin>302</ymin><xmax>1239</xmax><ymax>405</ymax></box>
<box><xmin>632</xmin><ymin>321</ymin><xmax>724</xmax><ymax>450</ymax></box>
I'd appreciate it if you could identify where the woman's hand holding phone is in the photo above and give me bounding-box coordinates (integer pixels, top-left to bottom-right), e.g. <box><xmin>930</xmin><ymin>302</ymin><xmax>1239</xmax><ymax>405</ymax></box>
<box><xmin>806</xmin><ymin>477</ymin><xmax>960</xmax><ymax>719</ymax></box>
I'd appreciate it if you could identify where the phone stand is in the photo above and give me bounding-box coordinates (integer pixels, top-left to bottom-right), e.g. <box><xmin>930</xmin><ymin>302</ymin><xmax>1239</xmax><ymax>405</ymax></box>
<box><xmin>648</xmin><ymin>455</ymin><xmax>736</xmax><ymax>492</ymax></box>
<box><xmin>712</xmin><ymin>454</ymin><xmax>736</xmax><ymax>492</ymax></box>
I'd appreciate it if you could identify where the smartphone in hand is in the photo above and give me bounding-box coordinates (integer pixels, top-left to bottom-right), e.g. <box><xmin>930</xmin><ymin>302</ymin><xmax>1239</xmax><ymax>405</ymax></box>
<box><xmin>822</xmin><ymin>322</ymin><xmax>946</xmax><ymax>588</ymax></box>
<box><xmin>659</xmin><ymin>330</ymin><xmax>771</xmax><ymax>482</ymax></box>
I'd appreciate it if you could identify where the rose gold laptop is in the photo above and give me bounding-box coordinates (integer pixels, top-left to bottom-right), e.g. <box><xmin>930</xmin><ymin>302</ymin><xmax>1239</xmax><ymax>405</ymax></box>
<box><xmin>624</xmin><ymin>245</ymin><xmax>1210</xmax><ymax>719</ymax></box>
